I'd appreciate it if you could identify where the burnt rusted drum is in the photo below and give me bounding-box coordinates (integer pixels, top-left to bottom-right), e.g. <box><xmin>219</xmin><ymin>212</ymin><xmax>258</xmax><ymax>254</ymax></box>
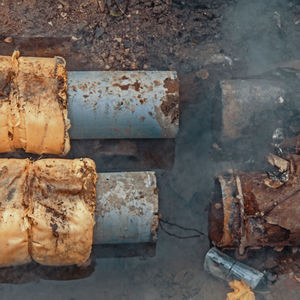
<box><xmin>93</xmin><ymin>171</ymin><xmax>159</xmax><ymax>244</ymax></box>
<box><xmin>68</xmin><ymin>71</ymin><xmax>179</xmax><ymax>139</ymax></box>
<box><xmin>209</xmin><ymin>155</ymin><xmax>300</xmax><ymax>255</ymax></box>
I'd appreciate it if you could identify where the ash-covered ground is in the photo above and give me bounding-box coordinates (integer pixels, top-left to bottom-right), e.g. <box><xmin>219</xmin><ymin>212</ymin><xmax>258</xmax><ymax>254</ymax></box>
<box><xmin>0</xmin><ymin>0</ymin><xmax>300</xmax><ymax>299</ymax></box>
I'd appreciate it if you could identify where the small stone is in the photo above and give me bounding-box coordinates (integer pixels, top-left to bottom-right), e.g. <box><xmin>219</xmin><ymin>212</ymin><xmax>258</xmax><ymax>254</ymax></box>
<box><xmin>98</xmin><ymin>59</ymin><xmax>105</xmax><ymax>68</ymax></box>
<box><xmin>105</xmin><ymin>65</ymin><xmax>110</xmax><ymax>70</ymax></box>
<box><xmin>4</xmin><ymin>37</ymin><xmax>13</xmax><ymax>43</ymax></box>
<box><xmin>214</xmin><ymin>203</ymin><xmax>222</xmax><ymax>210</ymax></box>
<box><xmin>153</xmin><ymin>5</ymin><xmax>163</xmax><ymax>14</ymax></box>
<box><xmin>143</xmin><ymin>64</ymin><xmax>149</xmax><ymax>70</ymax></box>
<box><xmin>196</xmin><ymin>69</ymin><xmax>209</xmax><ymax>80</ymax></box>
<box><xmin>71</xmin><ymin>36</ymin><xmax>80</xmax><ymax>41</ymax></box>
<box><xmin>60</xmin><ymin>12</ymin><xmax>67</xmax><ymax>18</ymax></box>
<box><xmin>101</xmin><ymin>52</ymin><xmax>109</xmax><ymax>59</ymax></box>
<box><xmin>274</xmin><ymin>246</ymin><xmax>284</xmax><ymax>252</ymax></box>
<box><xmin>131</xmin><ymin>62</ymin><xmax>138</xmax><ymax>70</ymax></box>
<box><xmin>94</xmin><ymin>26</ymin><xmax>104</xmax><ymax>39</ymax></box>
<box><xmin>265</xmin><ymin>256</ymin><xmax>277</xmax><ymax>269</ymax></box>
<box><xmin>108</xmin><ymin>56</ymin><xmax>115</xmax><ymax>64</ymax></box>
<box><xmin>114</xmin><ymin>37</ymin><xmax>122</xmax><ymax>43</ymax></box>
<box><xmin>212</xmin><ymin>143</ymin><xmax>221</xmax><ymax>151</ymax></box>
<box><xmin>124</xmin><ymin>40</ymin><xmax>131</xmax><ymax>48</ymax></box>
<box><xmin>48</xmin><ymin>21</ymin><xmax>53</xmax><ymax>26</ymax></box>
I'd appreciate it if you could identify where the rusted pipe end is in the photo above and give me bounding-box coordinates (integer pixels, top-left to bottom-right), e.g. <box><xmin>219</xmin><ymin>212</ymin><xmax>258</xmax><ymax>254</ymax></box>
<box><xmin>209</xmin><ymin>174</ymin><xmax>241</xmax><ymax>249</ymax></box>
<box><xmin>208</xmin><ymin>179</ymin><xmax>224</xmax><ymax>245</ymax></box>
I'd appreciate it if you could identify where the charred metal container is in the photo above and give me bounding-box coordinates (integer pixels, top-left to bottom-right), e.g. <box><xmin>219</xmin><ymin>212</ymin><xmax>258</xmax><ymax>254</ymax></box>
<box><xmin>68</xmin><ymin>71</ymin><xmax>179</xmax><ymax>139</ymax></box>
<box><xmin>209</xmin><ymin>154</ymin><xmax>300</xmax><ymax>255</ymax></box>
<box><xmin>204</xmin><ymin>247</ymin><xmax>265</xmax><ymax>289</ymax></box>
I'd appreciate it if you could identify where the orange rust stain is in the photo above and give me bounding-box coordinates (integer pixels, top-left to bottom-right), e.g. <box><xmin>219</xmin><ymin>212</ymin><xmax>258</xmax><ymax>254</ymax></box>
<box><xmin>220</xmin><ymin>186</ymin><xmax>234</xmax><ymax>247</ymax></box>
<box><xmin>163</xmin><ymin>77</ymin><xmax>179</xmax><ymax>93</ymax></box>
<box><xmin>154</xmin><ymin>80</ymin><xmax>160</xmax><ymax>87</ymax></box>
<box><xmin>112</xmin><ymin>80</ymin><xmax>141</xmax><ymax>91</ymax></box>
<box><xmin>113</xmin><ymin>83</ymin><xmax>130</xmax><ymax>90</ymax></box>
<box><xmin>160</xmin><ymin>94</ymin><xmax>179</xmax><ymax>123</ymax></box>
<box><xmin>78</xmin><ymin>83</ymin><xmax>87</xmax><ymax>91</ymax></box>
<box><xmin>133</xmin><ymin>80</ymin><xmax>141</xmax><ymax>91</ymax></box>
<box><xmin>140</xmin><ymin>116</ymin><xmax>145</xmax><ymax>121</ymax></box>
<box><xmin>83</xmin><ymin>94</ymin><xmax>89</xmax><ymax>98</ymax></box>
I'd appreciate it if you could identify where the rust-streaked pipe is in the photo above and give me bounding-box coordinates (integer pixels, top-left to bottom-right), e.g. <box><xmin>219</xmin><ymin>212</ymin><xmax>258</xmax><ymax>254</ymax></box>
<box><xmin>68</xmin><ymin>71</ymin><xmax>179</xmax><ymax>139</ymax></box>
<box><xmin>209</xmin><ymin>154</ymin><xmax>300</xmax><ymax>255</ymax></box>
<box><xmin>94</xmin><ymin>171</ymin><xmax>159</xmax><ymax>245</ymax></box>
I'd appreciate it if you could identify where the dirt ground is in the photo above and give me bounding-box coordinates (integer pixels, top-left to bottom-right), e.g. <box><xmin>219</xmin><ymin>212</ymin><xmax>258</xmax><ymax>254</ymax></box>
<box><xmin>0</xmin><ymin>0</ymin><xmax>300</xmax><ymax>299</ymax></box>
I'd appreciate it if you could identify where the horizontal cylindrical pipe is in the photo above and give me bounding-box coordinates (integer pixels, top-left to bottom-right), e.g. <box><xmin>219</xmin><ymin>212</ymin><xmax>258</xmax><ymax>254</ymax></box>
<box><xmin>209</xmin><ymin>154</ymin><xmax>300</xmax><ymax>255</ymax></box>
<box><xmin>68</xmin><ymin>71</ymin><xmax>179</xmax><ymax>139</ymax></box>
<box><xmin>204</xmin><ymin>247</ymin><xmax>265</xmax><ymax>289</ymax></box>
<box><xmin>218</xmin><ymin>79</ymin><xmax>286</xmax><ymax>141</ymax></box>
<box><xmin>94</xmin><ymin>171</ymin><xmax>159</xmax><ymax>244</ymax></box>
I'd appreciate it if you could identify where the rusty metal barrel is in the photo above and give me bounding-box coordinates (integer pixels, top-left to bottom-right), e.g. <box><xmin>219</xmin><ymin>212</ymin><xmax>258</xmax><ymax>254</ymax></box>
<box><xmin>68</xmin><ymin>71</ymin><xmax>179</xmax><ymax>139</ymax></box>
<box><xmin>93</xmin><ymin>171</ymin><xmax>159</xmax><ymax>244</ymax></box>
<box><xmin>209</xmin><ymin>154</ymin><xmax>300</xmax><ymax>255</ymax></box>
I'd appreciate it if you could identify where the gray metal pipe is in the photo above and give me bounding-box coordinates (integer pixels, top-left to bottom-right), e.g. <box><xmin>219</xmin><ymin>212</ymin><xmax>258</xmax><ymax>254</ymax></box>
<box><xmin>68</xmin><ymin>71</ymin><xmax>179</xmax><ymax>139</ymax></box>
<box><xmin>93</xmin><ymin>171</ymin><xmax>159</xmax><ymax>244</ymax></box>
<box><xmin>219</xmin><ymin>79</ymin><xmax>286</xmax><ymax>141</ymax></box>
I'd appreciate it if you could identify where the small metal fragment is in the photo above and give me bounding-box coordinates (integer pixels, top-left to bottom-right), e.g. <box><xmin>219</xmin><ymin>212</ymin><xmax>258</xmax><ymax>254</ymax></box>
<box><xmin>267</xmin><ymin>153</ymin><xmax>289</xmax><ymax>172</ymax></box>
<box><xmin>204</xmin><ymin>247</ymin><xmax>265</xmax><ymax>289</ymax></box>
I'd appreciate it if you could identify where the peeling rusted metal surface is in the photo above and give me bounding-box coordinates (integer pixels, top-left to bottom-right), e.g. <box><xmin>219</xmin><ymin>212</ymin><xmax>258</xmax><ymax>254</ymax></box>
<box><xmin>210</xmin><ymin>154</ymin><xmax>300</xmax><ymax>254</ymax></box>
<box><xmin>68</xmin><ymin>71</ymin><xmax>179</xmax><ymax>139</ymax></box>
<box><xmin>93</xmin><ymin>171</ymin><xmax>159</xmax><ymax>244</ymax></box>
<box><xmin>220</xmin><ymin>79</ymin><xmax>286</xmax><ymax>140</ymax></box>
